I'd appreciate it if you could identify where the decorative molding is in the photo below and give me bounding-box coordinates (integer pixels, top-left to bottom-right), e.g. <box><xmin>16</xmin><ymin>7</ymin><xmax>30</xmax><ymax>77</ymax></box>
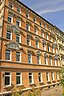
<box><xmin>5</xmin><ymin>42</ymin><xmax>21</xmax><ymax>50</ymax></box>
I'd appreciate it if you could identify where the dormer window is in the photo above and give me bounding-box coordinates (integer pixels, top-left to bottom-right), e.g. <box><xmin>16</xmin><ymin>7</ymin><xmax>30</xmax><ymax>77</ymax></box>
<box><xmin>26</xmin><ymin>12</ymin><xmax>29</xmax><ymax>18</ymax></box>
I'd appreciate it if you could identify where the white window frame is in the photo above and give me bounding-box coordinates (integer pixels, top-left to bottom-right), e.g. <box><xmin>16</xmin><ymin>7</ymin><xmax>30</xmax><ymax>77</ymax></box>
<box><xmin>34</xmin><ymin>28</ymin><xmax>38</xmax><ymax>35</ymax></box>
<box><xmin>33</xmin><ymin>18</ymin><xmax>36</xmax><ymax>22</ymax></box>
<box><xmin>46</xmin><ymin>72</ymin><xmax>50</xmax><ymax>81</ymax></box>
<box><xmin>58</xmin><ymin>60</ymin><xmax>60</xmax><ymax>66</ymax></box>
<box><xmin>9</xmin><ymin>1</ymin><xmax>13</xmax><ymax>9</ymax></box>
<box><xmin>46</xmin><ymin>34</ymin><xmax>48</xmax><ymax>40</ymax></box>
<box><xmin>44</xmin><ymin>57</ymin><xmax>48</xmax><ymax>65</ymax></box>
<box><xmin>54</xmin><ymin>59</ymin><xmax>57</xmax><ymax>66</ymax></box>
<box><xmin>16</xmin><ymin>34</ymin><xmax>21</xmax><ymax>43</ymax></box>
<box><xmin>17</xmin><ymin>7</ymin><xmax>21</xmax><ymax>13</ymax></box>
<box><xmin>36</xmin><ymin>39</ymin><xmax>39</xmax><ymax>48</ymax></box>
<box><xmin>56</xmin><ymin>73</ymin><xmax>59</xmax><ymax>80</ymax></box>
<box><xmin>16</xmin><ymin>19</ymin><xmax>21</xmax><ymax>27</ymax></box>
<box><xmin>16</xmin><ymin>73</ymin><xmax>22</xmax><ymax>85</ymax></box>
<box><xmin>6</xmin><ymin>30</ymin><xmax>12</xmax><ymax>40</ymax></box>
<box><xmin>4</xmin><ymin>72</ymin><xmax>11</xmax><ymax>87</ymax></box>
<box><xmin>51</xmin><ymin>72</ymin><xmax>54</xmax><ymax>81</ymax></box>
<box><xmin>26</xmin><ymin>12</ymin><xmax>29</xmax><ymax>18</ymax></box>
<box><xmin>5</xmin><ymin>49</ymin><xmax>11</xmax><ymax>61</ymax></box>
<box><xmin>40</xmin><ymin>22</ymin><xmax>42</xmax><ymax>26</ymax></box>
<box><xmin>27</xmin><ymin>36</ymin><xmax>31</xmax><ymax>46</ymax></box>
<box><xmin>48</xmin><ymin>45</ymin><xmax>50</xmax><ymax>52</ymax></box>
<box><xmin>29</xmin><ymin>73</ymin><xmax>34</xmax><ymax>84</ymax></box>
<box><xmin>41</xmin><ymin>32</ymin><xmax>44</xmax><ymax>38</ymax></box>
<box><xmin>8</xmin><ymin>15</ymin><xmax>13</xmax><ymax>23</ymax></box>
<box><xmin>37</xmin><ymin>55</ymin><xmax>41</xmax><ymax>65</ymax></box>
<box><xmin>26</xmin><ymin>23</ymin><xmax>30</xmax><ymax>31</ymax></box>
<box><xmin>28</xmin><ymin>53</ymin><xmax>32</xmax><ymax>64</ymax></box>
<box><xmin>50</xmin><ymin>58</ymin><xmax>52</xmax><ymax>66</ymax></box>
<box><xmin>38</xmin><ymin>73</ymin><xmax>42</xmax><ymax>82</ymax></box>
<box><xmin>52</xmin><ymin>47</ymin><xmax>55</xmax><ymax>53</ymax></box>
<box><xmin>16</xmin><ymin>52</ymin><xmax>21</xmax><ymax>62</ymax></box>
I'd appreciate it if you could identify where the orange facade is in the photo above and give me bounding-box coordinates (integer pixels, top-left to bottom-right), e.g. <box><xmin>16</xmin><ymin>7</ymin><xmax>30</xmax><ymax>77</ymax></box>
<box><xmin>0</xmin><ymin>0</ymin><xmax>61</xmax><ymax>95</ymax></box>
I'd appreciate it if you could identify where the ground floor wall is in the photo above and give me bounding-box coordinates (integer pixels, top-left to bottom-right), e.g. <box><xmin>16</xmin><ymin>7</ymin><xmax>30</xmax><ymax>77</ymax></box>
<box><xmin>0</xmin><ymin>69</ymin><xmax>60</xmax><ymax>95</ymax></box>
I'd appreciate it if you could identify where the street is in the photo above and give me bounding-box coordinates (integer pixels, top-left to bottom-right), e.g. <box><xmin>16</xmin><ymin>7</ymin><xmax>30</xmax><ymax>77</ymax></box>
<box><xmin>41</xmin><ymin>85</ymin><xmax>63</xmax><ymax>96</ymax></box>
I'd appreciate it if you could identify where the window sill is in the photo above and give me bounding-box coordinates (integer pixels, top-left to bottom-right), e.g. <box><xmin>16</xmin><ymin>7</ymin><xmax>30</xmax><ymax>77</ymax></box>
<box><xmin>39</xmin><ymin>82</ymin><xmax>44</xmax><ymax>85</ymax></box>
<box><xmin>3</xmin><ymin>85</ymin><xmax>13</xmax><ymax>89</ymax></box>
<box><xmin>52</xmin><ymin>80</ymin><xmax>56</xmax><ymax>83</ymax></box>
<box><xmin>16</xmin><ymin>84</ymin><xmax>23</xmax><ymax>87</ymax></box>
<box><xmin>29</xmin><ymin>83</ymin><xmax>36</xmax><ymax>86</ymax></box>
<box><xmin>47</xmin><ymin>81</ymin><xmax>51</xmax><ymax>84</ymax></box>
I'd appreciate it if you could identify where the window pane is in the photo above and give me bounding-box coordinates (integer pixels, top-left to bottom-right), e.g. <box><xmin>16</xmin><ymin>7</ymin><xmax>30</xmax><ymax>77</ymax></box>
<box><xmin>16</xmin><ymin>34</ymin><xmax>20</xmax><ymax>43</ymax></box>
<box><xmin>5</xmin><ymin>77</ymin><xmax>10</xmax><ymax>85</ymax></box>
<box><xmin>5</xmin><ymin>50</ymin><xmax>10</xmax><ymax>60</ymax></box>
<box><xmin>16</xmin><ymin>52</ymin><xmax>20</xmax><ymax>61</ymax></box>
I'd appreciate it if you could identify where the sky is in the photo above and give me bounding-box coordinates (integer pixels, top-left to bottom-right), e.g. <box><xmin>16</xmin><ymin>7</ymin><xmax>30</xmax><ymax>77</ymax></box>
<box><xmin>20</xmin><ymin>0</ymin><xmax>64</xmax><ymax>31</ymax></box>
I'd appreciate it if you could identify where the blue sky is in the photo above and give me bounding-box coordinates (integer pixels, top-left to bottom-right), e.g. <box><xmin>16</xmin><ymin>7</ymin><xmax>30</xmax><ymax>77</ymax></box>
<box><xmin>20</xmin><ymin>0</ymin><xmax>64</xmax><ymax>31</ymax></box>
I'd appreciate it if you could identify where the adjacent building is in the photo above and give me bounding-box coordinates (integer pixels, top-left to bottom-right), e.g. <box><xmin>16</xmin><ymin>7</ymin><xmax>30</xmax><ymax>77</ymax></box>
<box><xmin>0</xmin><ymin>0</ymin><xmax>63</xmax><ymax>95</ymax></box>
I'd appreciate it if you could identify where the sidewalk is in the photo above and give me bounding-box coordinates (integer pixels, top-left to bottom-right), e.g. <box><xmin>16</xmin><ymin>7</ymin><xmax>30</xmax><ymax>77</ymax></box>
<box><xmin>41</xmin><ymin>85</ymin><xmax>63</xmax><ymax>96</ymax></box>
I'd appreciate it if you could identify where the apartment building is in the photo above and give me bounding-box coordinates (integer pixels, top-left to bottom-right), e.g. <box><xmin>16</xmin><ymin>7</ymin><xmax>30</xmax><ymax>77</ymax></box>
<box><xmin>0</xmin><ymin>0</ymin><xmax>62</xmax><ymax>95</ymax></box>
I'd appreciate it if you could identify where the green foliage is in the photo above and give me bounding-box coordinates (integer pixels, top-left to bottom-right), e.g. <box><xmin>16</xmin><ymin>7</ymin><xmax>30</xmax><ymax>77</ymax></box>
<box><xmin>12</xmin><ymin>86</ymin><xmax>41</xmax><ymax>96</ymax></box>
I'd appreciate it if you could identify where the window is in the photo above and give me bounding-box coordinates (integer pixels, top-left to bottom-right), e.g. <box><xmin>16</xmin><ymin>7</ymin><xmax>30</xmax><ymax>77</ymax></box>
<box><xmin>16</xmin><ymin>34</ymin><xmax>21</xmax><ymax>43</ymax></box>
<box><xmin>58</xmin><ymin>60</ymin><xmax>60</xmax><ymax>66</ymax></box>
<box><xmin>27</xmin><ymin>36</ymin><xmax>31</xmax><ymax>46</ymax></box>
<box><xmin>42</xmin><ymin>43</ymin><xmax>46</xmax><ymax>50</ymax></box>
<box><xmin>54</xmin><ymin>59</ymin><xmax>57</xmax><ymax>66</ymax></box>
<box><xmin>40</xmin><ymin>22</ymin><xmax>42</xmax><ymax>26</ymax></box>
<box><xmin>29</xmin><ymin>73</ymin><xmax>33</xmax><ymax>84</ymax></box>
<box><xmin>48</xmin><ymin>45</ymin><xmax>50</xmax><ymax>52</ymax></box>
<box><xmin>16</xmin><ymin>52</ymin><xmax>21</xmax><ymax>62</ymax></box>
<box><xmin>26</xmin><ymin>12</ymin><xmax>29</xmax><ymax>18</ymax></box>
<box><xmin>6</xmin><ymin>30</ymin><xmax>12</xmax><ymax>40</ymax></box>
<box><xmin>36</xmin><ymin>39</ymin><xmax>39</xmax><ymax>48</ymax></box>
<box><xmin>50</xmin><ymin>58</ymin><xmax>52</xmax><ymax>65</ymax></box>
<box><xmin>51</xmin><ymin>72</ymin><xmax>54</xmax><ymax>81</ymax></box>
<box><xmin>26</xmin><ymin>23</ymin><xmax>30</xmax><ymax>31</ymax></box>
<box><xmin>50</xmin><ymin>37</ymin><xmax>53</xmax><ymax>42</ymax></box>
<box><xmin>16</xmin><ymin>19</ymin><xmax>21</xmax><ymax>27</ymax></box>
<box><xmin>37</xmin><ymin>55</ymin><xmax>41</xmax><ymax>64</ymax></box>
<box><xmin>4</xmin><ymin>72</ymin><xmax>11</xmax><ymax>86</ymax></box>
<box><xmin>52</xmin><ymin>47</ymin><xmax>55</xmax><ymax>53</ymax></box>
<box><xmin>46</xmin><ymin>33</ymin><xmax>48</xmax><ymax>40</ymax></box>
<box><xmin>34</xmin><ymin>28</ymin><xmax>38</xmax><ymax>35</ymax></box>
<box><xmin>28</xmin><ymin>53</ymin><xmax>32</xmax><ymax>64</ymax></box>
<box><xmin>16</xmin><ymin>73</ymin><xmax>22</xmax><ymax>85</ymax></box>
<box><xmin>9</xmin><ymin>1</ymin><xmax>13</xmax><ymax>9</ymax></box>
<box><xmin>33</xmin><ymin>18</ymin><xmax>36</xmax><ymax>22</ymax></box>
<box><xmin>38</xmin><ymin>73</ymin><xmax>42</xmax><ymax>82</ymax></box>
<box><xmin>44</xmin><ymin>24</ymin><xmax>46</xmax><ymax>29</ymax></box>
<box><xmin>44</xmin><ymin>57</ymin><xmax>48</xmax><ymax>65</ymax></box>
<box><xmin>41</xmin><ymin>32</ymin><xmax>44</xmax><ymax>38</ymax></box>
<box><xmin>56</xmin><ymin>72</ymin><xmax>59</xmax><ymax>80</ymax></box>
<box><xmin>8</xmin><ymin>15</ymin><xmax>13</xmax><ymax>23</ymax></box>
<box><xmin>46</xmin><ymin>72</ymin><xmax>50</xmax><ymax>81</ymax></box>
<box><xmin>17</xmin><ymin>8</ymin><xmax>21</xmax><ymax>13</ymax></box>
<box><xmin>5</xmin><ymin>49</ymin><xmax>11</xmax><ymax>60</ymax></box>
